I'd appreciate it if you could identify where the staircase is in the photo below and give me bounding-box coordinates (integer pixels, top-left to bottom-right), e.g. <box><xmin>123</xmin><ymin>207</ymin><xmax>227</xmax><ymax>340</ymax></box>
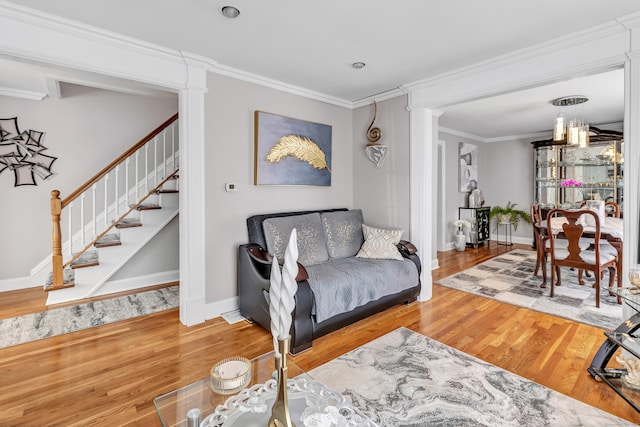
<box><xmin>34</xmin><ymin>114</ymin><xmax>179</xmax><ymax>305</ymax></box>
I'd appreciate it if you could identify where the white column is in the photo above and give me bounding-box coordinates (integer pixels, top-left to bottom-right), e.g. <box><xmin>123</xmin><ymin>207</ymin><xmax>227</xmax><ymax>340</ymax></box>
<box><xmin>179</xmin><ymin>60</ymin><xmax>208</xmax><ymax>326</ymax></box>
<box><xmin>622</xmin><ymin>15</ymin><xmax>640</xmax><ymax>303</ymax></box>
<box><xmin>408</xmin><ymin>93</ymin><xmax>441</xmax><ymax>302</ymax></box>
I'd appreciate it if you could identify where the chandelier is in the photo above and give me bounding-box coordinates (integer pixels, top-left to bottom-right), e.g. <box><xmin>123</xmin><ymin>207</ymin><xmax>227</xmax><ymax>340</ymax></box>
<box><xmin>551</xmin><ymin>96</ymin><xmax>590</xmax><ymax>147</ymax></box>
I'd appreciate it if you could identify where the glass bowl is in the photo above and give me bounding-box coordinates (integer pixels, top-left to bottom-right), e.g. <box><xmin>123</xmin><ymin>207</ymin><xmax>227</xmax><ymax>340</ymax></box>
<box><xmin>210</xmin><ymin>357</ymin><xmax>252</xmax><ymax>395</ymax></box>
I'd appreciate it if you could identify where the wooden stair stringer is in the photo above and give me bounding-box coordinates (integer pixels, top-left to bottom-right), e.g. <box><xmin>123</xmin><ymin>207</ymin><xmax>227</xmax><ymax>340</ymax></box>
<box><xmin>45</xmin><ymin>201</ymin><xmax>179</xmax><ymax>305</ymax></box>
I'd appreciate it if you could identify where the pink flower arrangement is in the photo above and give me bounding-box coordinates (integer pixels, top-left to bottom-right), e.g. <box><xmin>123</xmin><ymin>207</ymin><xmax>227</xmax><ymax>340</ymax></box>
<box><xmin>561</xmin><ymin>179</ymin><xmax>582</xmax><ymax>187</ymax></box>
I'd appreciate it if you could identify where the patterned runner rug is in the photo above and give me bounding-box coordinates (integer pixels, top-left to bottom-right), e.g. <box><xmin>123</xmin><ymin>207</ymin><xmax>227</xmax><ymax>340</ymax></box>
<box><xmin>436</xmin><ymin>249</ymin><xmax>622</xmax><ymax>330</ymax></box>
<box><xmin>310</xmin><ymin>327</ymin><xmax>636</xmax><ymax>426</ymax></box>
<box><xmin>0</xmin><ymin>285</ymin><xmax>179</xmax><ymax>349</ymax></box>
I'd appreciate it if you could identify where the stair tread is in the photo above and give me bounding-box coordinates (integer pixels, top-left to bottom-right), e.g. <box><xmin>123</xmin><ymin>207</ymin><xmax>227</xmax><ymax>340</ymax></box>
<box><xmin>135</xmin><ymin>203</ymin><xmax>161</xmax><ymax>211</ymax></box>
<box><xmin>116</xmin><ymin>218</ymin><xmax>143</xmax><ymax>229</ymax></box>
<box><xmin>95</xmin><ymin>233</ymin><xmax>122</xmax><ymax>248</ymax></box>
<box><xmin>70</xmin><ymin>250</ymin><xmax>99</xmax><ymax>269</ymax></box>
<box><xmin>44</xmin><ymin>269</ymin><xmax>75</xmax><ymax>291</ymax></box>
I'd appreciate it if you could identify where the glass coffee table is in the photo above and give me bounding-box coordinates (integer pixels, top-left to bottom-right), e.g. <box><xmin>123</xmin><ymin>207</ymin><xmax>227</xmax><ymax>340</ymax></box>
<box><xmin>154</xmin><ymin>352</ymin><xmax>377</xmax><ymax>427</ymax></box>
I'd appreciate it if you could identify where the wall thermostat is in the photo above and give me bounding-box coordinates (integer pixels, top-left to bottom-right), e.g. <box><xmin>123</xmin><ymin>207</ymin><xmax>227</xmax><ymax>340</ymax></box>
<box><xmin>225</xmin><ymin>182</ymin><xmax>237</xmax><ymax>192</ymax></box>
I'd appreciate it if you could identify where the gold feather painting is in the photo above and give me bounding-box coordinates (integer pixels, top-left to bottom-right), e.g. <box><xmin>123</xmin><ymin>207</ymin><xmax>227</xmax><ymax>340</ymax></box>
<box><xmin>254</xmin><ymin>111</ymin><xmax>332</xmax><ymax>186</ymax></box>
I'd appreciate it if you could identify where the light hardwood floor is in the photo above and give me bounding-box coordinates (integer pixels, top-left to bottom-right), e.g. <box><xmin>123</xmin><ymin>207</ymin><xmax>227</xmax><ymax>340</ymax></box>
<box><xmin>1</xmin><ymin>243</ymin><xmax>638</xmax><ymax>426</ymax></box>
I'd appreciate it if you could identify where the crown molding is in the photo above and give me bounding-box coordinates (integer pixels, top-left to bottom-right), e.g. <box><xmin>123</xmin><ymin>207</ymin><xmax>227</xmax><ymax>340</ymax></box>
<box><xmin>0</xmin><ymin>86</ymin><xmax>47</xmax><ymax>100</ymax></box>
<box><xmin>0</xmin><ymin>1</ymin><xmax>189</xmax><ymax>91</ymax></box>
<box><xmin>440</xmin><ymin>121</ymin><xmax>624</xmax><ymax>144</ymax></box>
<box><xmin>402</xmin><ymin>18</ymin><xmax>630</xmax><ymax>109</ymax></box>
<box><xmin>616</xmin><ymin>10</ymin><xmax>640</xmax><ymax>30</ymax></box>
<box><xmin>438</xmin><ymin>126</ymin><xmax>553</xmax><ymax>144</ymax></box>
<box><xmin>209</xmin><ymin>61</ymin><xmax>354</xmax><ymax>109</ymax></box>
<box><xmin>0</xmin><ymin>1</ymin><xmax>182</xmax><ymax>63</ymax></box>
<box><xmin>404</xmin><ymin>19</ymin><xmax>626</xmax><ymax>93</ymax></box>
<box><xmin>352</xmin><ymin>88</ymin><xmax>406</xmax><ymax>109</ymax></box>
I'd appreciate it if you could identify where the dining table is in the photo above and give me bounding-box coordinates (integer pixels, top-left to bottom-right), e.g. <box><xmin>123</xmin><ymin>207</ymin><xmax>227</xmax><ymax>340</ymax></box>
<box><xmin>536</xmin><ymin>216</ymin><xmax>624</xmax><ymax>289</ymax></box>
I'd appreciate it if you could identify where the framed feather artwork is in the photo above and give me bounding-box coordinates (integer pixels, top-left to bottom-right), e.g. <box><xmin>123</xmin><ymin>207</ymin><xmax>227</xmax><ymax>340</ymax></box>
<box><xmin>254</xmin><ymin>111</ymin><xmax>332</xmax><ymax>186</ymax></box>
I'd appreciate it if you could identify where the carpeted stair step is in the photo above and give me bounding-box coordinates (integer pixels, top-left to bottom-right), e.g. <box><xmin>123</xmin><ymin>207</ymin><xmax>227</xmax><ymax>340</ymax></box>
<box><xmin>115</xmin><ymin>218</ymin><xmax>143</xmax><ymax>229</ymax></box>
<box><xmin>157</xmin><ymin>188</ymin><xmax>178</xmax><ymax>194</ymax></box>
<box><xmin>134</xmin><ymin>203</ymin><xmax>161</xmax><ymax>211</ymax></box>
<box><xmin>94</xmin><ymin>233</ymin><xmax>121</xmax><ymax>248</ymax></box>
<box><xmin>44</xmin><ymin>268</ymin><xmax>75</xmax><ymax>291</ymax></box>
<box><xmin>70</xmin><ymin>250</ymin><xmax>99</xmax><ymax>269</ymax></box>
<box><xmin>158</xmin><ymin>174</ymin><xmax>179</xmax><ymax>193</ymax></box>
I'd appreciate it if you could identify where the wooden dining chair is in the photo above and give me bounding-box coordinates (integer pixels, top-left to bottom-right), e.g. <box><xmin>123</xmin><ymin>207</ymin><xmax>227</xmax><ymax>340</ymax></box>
<box><xmin>605</xmin><ymin>201</ymin><xmax>620</xmax><ymax>218</ymax></box>
<box><xmin>546</xmin><ymin>208</ymin><xmax>617</xmax><ymax>308</ymax></box>
<box><xmin>577</xmin><ymin>200</ymin><xmax>620</xmax><ymax>282</ymax></box>
<box><xmin>533</xmin><ymin>203</ymin><xmax>590</xmax><ymax>289</ymax></box>
<box><xmin>530</xmin><ymin>203</ymin><xmax>545</xmax><ymax>276</ymax></box>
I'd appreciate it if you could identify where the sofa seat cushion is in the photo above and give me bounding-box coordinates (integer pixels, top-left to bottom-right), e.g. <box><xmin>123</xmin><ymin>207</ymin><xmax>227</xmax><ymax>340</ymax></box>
<box><xmin>320</xmin><ymin>209</ymin><xmax>364</xmax><ymax>259</ymax></box>
<box><xmin>305</xmin><ymin>257</ymin><xmax>419</xmax><ymax>323</ymax></box>
<box><xmin>263</xmin><ymin>212</ymin><xmax>329</xmax><ymax>265</ymax></box>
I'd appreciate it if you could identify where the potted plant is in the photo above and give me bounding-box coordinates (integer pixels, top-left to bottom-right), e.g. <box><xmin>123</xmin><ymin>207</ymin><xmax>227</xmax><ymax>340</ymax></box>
<box><xmin>489</xmin><ymin>201</ymin><xmax>532</xmax><ymax>231</ymax></box>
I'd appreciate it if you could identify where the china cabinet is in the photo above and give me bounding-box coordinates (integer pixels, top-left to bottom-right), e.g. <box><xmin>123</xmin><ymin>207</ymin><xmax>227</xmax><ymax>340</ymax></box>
<box><xmin>532</xmin><ymin>134</ymin><xmax>623</xmax><ymax>212</ymax></box>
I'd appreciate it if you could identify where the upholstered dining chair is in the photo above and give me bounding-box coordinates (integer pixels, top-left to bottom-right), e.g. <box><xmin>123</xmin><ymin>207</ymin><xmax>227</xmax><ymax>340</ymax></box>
<box><xmin>546</xmin><ymin>208</ymin><xmax>617</xmax><ymax>308</ymax></box>
<box><xmin>579</xmin><ymin>200</ymin><xmax>620</xmax><ymax>218</ymax></box>
<box><xmin>577</xmin><ymin>200</ymin><xmax>621</xmax><ymax>282</ymax></box>
<box><xmin>532</xmin><ymin>203</ymin><xmax>590</xmax><ymax>289</ymax></box>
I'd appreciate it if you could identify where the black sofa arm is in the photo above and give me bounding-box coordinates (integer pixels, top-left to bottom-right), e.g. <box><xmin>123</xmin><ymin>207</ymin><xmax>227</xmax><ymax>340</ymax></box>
<box><xmin>397</xmin><ymin>240</ymin><xmax>421</xmax><ymax>274</ymax></box>
<box><xmin>237</xmin><ymin>244</ymin><xmax>314</xmax><ymax>354</ymax></box>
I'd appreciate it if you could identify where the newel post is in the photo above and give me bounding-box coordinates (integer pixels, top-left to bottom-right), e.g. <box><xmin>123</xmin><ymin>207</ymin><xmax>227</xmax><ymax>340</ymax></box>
<box><xmin>51</xmin><ymin>190</ymin><xmax>63</xmax><ymax>289</ymax></box>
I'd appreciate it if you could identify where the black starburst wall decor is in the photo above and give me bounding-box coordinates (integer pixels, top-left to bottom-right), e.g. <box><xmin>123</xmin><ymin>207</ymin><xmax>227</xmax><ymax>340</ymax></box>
<box><xmin>0</xmin><ymin>117</ymin><xmax>57</xmax><ymax>186</ymax></box>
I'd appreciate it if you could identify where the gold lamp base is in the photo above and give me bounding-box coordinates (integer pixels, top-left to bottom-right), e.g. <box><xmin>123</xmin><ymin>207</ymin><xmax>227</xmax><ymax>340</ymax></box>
<box><xmin>268</xmin><ymin>337</ymin><xmax>296</xmax><ymax>427</ymax></box>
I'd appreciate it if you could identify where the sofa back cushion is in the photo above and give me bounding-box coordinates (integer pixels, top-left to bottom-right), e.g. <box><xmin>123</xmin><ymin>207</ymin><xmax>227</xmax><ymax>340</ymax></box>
<box><xmin>320</xmin><ymin>209</ymin><xmax>364</xmax><ymax>259</ymax></box>
<box><xmin>247</xmin><ymin>208</ymin><xmax>348</xmax><ymax>249</ymax></box>
<box><xmin>263</xmin><ymin>212</ymin><xmax>329</xmax><ymax>265</ymax></box>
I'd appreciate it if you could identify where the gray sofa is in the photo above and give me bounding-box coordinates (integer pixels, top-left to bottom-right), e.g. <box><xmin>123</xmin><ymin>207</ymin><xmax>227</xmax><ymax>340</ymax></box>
<box><xmin>238</xmin><ymin>208</ymin><xmax>421</xmax><ymax>354</ymax></box>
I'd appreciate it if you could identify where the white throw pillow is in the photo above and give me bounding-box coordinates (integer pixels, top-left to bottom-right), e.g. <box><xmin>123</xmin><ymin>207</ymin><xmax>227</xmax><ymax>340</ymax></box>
<box><xmin>356</xmin><ymin>224</ymin><xmax>403</xmax><ymax>260</ymax></box>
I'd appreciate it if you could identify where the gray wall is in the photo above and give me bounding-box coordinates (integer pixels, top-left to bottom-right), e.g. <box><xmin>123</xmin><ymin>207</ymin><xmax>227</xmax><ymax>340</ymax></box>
<box><xmin>0</xmin><ymin>85</ymin><xmax>178</xmax><ymax>280</ymax></box>
<box><xmin>203</xmin><ymin>73</ymin><xmax>354</xmax><ymax>303</ymax></box>
<box><xmin>439</xmin><ymin>131</ymin><xmax>535</xmax><ymax>245</ymax></box>
<box><xmin>352</xmin><ymin>96</ymin><xmax>411</xmax><ymax>235</ymax></box>
<box><xmin>481</xmin><ymin>139</ymin><xmax>535</xmax><ymax>240</ymax></box>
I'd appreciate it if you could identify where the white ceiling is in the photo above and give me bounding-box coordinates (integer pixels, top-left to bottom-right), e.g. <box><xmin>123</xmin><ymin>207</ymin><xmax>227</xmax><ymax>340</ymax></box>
<box><xmin>1</xmin><ymin>0</ymin><xmax>638</xmax><ymax>140</ymax></box>
<box><xmin>438</xmin><ymin>68</ymin><xmax>625</xmax><ymax>141</ymax></box>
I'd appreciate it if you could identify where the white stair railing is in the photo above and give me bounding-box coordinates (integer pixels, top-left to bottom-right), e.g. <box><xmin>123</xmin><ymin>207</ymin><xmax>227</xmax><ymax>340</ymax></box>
<box><xmin>48</xmin><ymin>114</ymin><xmax>179</xmax><ymax>291</ymax></box>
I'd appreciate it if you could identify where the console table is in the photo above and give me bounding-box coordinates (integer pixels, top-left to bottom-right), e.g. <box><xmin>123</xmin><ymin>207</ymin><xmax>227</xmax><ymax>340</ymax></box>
<box><xmin>459</xmin><ymin>207</ymin><xmax>490</xmax><ymax>248</ymax></box>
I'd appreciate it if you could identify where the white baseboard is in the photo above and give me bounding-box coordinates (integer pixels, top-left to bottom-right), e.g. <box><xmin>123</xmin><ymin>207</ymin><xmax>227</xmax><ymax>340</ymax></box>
<box><xmin>490</xmin><ymin>234</ymin><xmax>534</xmax><ymax>246</ymax></box>
<box><xmin>0</xmin><ymin>276</ymin><xmax>33</xmax><ymax>292</ymax></box>
<box><xmin>205</xmin><ymin>296</ymin><xmax>239</xmax><ymax>321</ymax></box>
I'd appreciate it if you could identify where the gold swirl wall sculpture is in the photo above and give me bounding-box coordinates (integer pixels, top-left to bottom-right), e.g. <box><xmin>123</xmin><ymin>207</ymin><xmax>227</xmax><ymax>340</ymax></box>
<box><xmin>365</xmin><ymin>101</ymin><xmax>388</xmax><ymax>168</ymax></box>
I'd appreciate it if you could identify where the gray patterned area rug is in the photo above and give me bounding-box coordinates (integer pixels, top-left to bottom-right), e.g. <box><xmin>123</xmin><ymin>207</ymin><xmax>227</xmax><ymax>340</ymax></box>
<box><xmin>0</xmin><ymin>285</ymin><xmax>179</xmax><ymax>349</ymax></box>
<box><xmin>310</xmin><ymin>328</ymin><xmax>636</xmax><ymax>426</ymax></box>
<box><xmin>436</xmin><ymin>249</ymin><xmax>622</xmax><ymax>330</ymax></box>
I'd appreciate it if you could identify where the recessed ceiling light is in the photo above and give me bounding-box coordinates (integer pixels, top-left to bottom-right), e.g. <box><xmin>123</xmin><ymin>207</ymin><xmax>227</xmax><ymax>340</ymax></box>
<box><xmin>352</xmin><ymin>62</ymin><xmax>366</xmax><ymax>69</ymax></box>
<box><xmin>220</xmin><ymin>5</ymin><xmax>240</xmax><ymax>19</ymax></box>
